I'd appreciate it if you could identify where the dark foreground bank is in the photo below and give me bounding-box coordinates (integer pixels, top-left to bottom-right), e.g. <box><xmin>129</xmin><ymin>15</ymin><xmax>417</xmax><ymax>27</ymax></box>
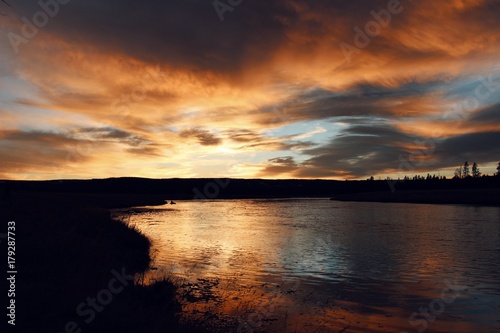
<box><xmin>0</xmin><ymin>191</ymin><xmax>221</xmax><ymax>333</ymax></box>
<box><xmin>332</xmin><ymin>188</ymin><xmax>500</xmax><ymax>206</ymax></box>
<box><xmin>3</xmin><ymin>175</ymin><xmax>500</xmax><ymax>201</ymax></box>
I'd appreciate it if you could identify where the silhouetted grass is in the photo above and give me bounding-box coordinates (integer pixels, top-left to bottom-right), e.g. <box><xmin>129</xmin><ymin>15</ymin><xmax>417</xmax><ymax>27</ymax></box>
<box><xmin>0</xmin><ymin>191</ymin><xmax>213</xmax><ymax>333</ymax></box>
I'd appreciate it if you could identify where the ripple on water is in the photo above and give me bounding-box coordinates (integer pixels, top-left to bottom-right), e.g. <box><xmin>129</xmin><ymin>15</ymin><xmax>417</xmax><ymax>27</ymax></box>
<box><xmin>119</xmin><ymin>200</ymin><xmax>500</xmax><ymax>333</ymax></box>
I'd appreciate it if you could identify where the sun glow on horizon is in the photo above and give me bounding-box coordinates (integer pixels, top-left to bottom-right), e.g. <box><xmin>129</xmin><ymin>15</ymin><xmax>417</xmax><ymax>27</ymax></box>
<box><xmin>1</xmin><ymin>0</ymin><xmax>500</xmax><ymax>180</ymax></box>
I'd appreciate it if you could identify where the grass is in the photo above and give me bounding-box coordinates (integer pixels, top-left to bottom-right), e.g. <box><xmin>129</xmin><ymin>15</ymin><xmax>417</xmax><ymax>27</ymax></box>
<box><xmin>5</xmin><ymin>189</ymin><xmax>460</xmax><ymax>332</ymax></box>
<box><xmin>0</xmin><ymin>191</ymin><xmax>212</xmax><ymax>333</ymax></box>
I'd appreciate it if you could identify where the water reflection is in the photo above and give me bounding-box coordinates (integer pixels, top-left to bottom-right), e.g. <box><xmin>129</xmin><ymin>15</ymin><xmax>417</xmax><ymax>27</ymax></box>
<box><xmin>119</xmin><ymin>199</ymin><xmax>500</xmax><ymax>332</ymax></box>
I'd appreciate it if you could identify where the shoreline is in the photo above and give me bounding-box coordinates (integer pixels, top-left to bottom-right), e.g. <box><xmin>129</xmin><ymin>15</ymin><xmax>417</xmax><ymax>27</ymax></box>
<box><xmin>2</xmin><ymin>189</ymin><xmax>498</xmax><ymax>331</ymax></box>
<box><xmin>0</xmin><ymin>191</ymin><xmax>214</xmax><ymax>333</ymax></box>
<box><xmin>331</xmin><ymin>188</ymin><xmax>500</xmax><ymax>206</ymax></box>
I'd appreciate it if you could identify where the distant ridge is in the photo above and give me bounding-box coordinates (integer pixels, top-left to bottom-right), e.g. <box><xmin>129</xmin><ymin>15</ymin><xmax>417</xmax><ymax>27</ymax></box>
<box><xmin>1</xmin><ymin>176</ymin><xmax>499</xmax><ymax>200</ymax></box>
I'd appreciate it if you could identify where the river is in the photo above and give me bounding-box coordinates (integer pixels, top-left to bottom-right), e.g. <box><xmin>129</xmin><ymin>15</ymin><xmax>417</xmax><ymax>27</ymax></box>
<box><xmin>120</xmin><ymin>199</ymin><xmax>500</xmax><ymax>332</ymax></box>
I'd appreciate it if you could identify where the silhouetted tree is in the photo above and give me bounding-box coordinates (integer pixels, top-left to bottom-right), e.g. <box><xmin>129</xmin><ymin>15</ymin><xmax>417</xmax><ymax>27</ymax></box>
<box><xmin>463</xmin><ymin>161</ymin><xmax>470</xmax><ymax>178</ymax></box>
<box><xmin>497</xmin><ymin>162</ymin><xmax>500</xmax><ymax>176</ymax></box>
<box><xmin>454</xmin><ymin>166</ymin><xmax>463</xmax><ymax>179</ymax></box>
<box><xmin>472</xmin><ymin>162</ymin><xmax>481</xmax><ymax>178</ymax></box>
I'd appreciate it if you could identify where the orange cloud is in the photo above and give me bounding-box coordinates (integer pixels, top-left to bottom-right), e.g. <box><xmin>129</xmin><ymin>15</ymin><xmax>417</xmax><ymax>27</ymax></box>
<box><xmin>1</xmin><ymin>0</ymin><xmax>499</xmax><ymax>179</ymax></box>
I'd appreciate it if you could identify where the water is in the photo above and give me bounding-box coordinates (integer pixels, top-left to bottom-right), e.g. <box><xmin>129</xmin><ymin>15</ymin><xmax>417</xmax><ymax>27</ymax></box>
<box><xmin>118</xmin><ymin>199</ymin><xmax>500</xmax><ymax>332</ymax></box>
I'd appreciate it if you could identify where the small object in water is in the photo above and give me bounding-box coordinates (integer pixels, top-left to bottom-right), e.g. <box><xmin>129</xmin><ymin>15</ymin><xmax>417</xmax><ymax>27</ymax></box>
<box><xmin>170</xmin><ymin>200</ymin><xmax>176</xmax><ymax>205</ymax></box>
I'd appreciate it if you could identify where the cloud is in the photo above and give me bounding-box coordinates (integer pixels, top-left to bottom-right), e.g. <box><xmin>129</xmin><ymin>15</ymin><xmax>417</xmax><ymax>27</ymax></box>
<box><xmin>276</xmin><ymin>112</ymin><xmax>500</xmax><ymax>179</ymax></box>
<box><xmin>8</xmin><ymin>0</ymin><xmax>295</xmax><ymax>76</ymax></box>
<box><xmin>0</xmin><ymin>128</ymin><xmax>170</xmax><ymax>178</ymax></box>
<box><xmin>1</xmin><ymin>0</ymin><xmax>500</xmax><ymax>179</ymax></box>
<box><xmin>179</xmin><ymin>128</ymin><xmax>222</xmax><ymax>146</ymax></box>
<box><xmin>259</xmin><ymin>156</ymin><xmax>300</xmax><ymax>177</ymax></box>
<box><xmin>434</xmin><ymin>131</ymin><xmax>500</xmax><ymax>166</ymax></box>
<box><xmin>126</xmin><ymin>146</ymin><xmax>163</xmax><ymax>157</ymax></box>
<box><xmin>468</xmin><ymin>103</ymin><xmax>500</xmax><ymax>124</ymax></box>
<box><xmin>0</xmin><ymin>130</ymin><xmax>89</xmax><ymax>175</ymax></box>
<box><xmin>226</xmin><ymin>129</ymin><xmax>263</xmax><ymax>143</ymax></box>
<box><xmin>77</xmin><ymin>127</ymin><xmax>133</xmax><ymax>140</ymax></box>
<box><xmin>291</xmin><ymin>121</ymin><xmax>414</xmax><ymax>178</ymax></box>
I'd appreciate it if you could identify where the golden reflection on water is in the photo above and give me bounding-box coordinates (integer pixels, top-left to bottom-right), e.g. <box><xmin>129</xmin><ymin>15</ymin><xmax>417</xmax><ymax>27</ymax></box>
<box><xmin>118</xmin><ymin>200</ymin><xmax>500</xmax><ymax>333</ymax></box>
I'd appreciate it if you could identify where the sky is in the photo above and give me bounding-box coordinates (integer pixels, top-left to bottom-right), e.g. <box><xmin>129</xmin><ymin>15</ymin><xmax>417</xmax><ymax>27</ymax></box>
<box><xmin>0</xmin><ymin>0</ymin><xmax>499</xmax><ymax>180</ymax></box>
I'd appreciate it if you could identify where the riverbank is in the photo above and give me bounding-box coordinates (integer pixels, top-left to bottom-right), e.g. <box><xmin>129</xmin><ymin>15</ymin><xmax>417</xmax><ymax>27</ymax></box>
<box><xmin>0</xmin><ymin>191</ymin><xmax>217</xmax><ymax>333</ymax></box>
<box><xmin>332</xmin><ymin>188</ymin><xmax>500</xmax><ymax>206</ymax></box>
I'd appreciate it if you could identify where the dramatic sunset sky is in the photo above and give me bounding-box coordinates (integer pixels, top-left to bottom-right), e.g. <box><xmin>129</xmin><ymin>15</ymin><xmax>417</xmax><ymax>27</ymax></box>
<box><xmin>1</xmin><ymin>0</ymin><xmax>499</xmax><ymax>180</ymax></box>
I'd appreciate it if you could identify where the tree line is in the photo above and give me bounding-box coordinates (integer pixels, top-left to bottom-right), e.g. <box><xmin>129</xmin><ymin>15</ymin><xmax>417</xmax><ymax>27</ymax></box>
<box><xmin>368</xmin><ymin>161</ymin><xmax>500</xmax><ymax>182</ymax></box>
<box><xmin>454</xmin><ymin>161</ymin><xmax>500</xmax><ymax>179</ymax></box>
